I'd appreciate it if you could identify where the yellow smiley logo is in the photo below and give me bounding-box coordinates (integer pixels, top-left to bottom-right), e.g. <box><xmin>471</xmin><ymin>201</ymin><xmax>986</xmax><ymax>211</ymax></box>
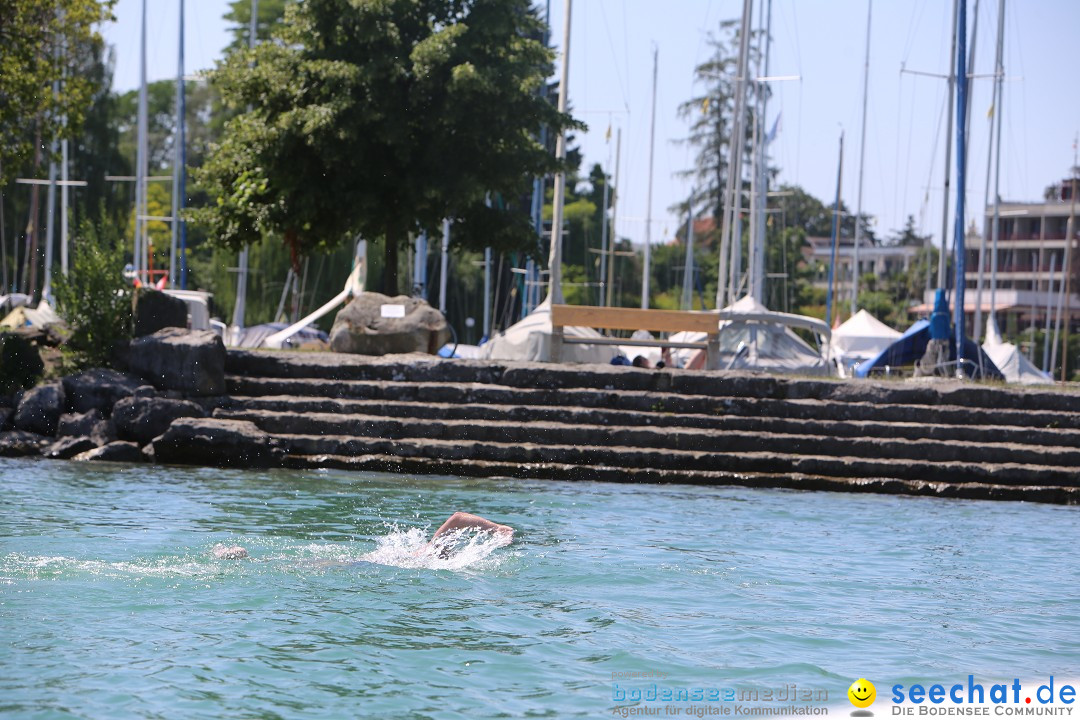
<box><xmin>848</xmin><ymin>678</ymin><xmax>876</xmax><ymax>709</ymax></box>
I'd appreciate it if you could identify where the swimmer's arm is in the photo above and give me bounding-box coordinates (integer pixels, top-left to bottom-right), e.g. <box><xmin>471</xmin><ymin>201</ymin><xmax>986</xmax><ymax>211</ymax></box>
<box><xmin>430</xmin><ymin>512</ymin><xmax>514</xmax><ymax>542</ymax></box>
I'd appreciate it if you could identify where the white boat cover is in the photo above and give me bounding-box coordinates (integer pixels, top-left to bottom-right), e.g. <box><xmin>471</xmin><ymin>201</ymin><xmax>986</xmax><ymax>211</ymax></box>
<box><xmin>479</xmin><ymin>298</ymin><xmax>622</xmax><ymax>364</ymax></box>
<box><xmin>620</xmin><ymin>296</ymin><xmax>830</xmax><ymax>374</ymax></box>
<box><xmin>831</xmin><ymin>309</ymin><xmax>902</xmax><ymax>370</ymax></box>
<box><xmin>0</xmin><ymin>300</ymin><xmax>60</xmax><ymax>329</ymax></box>
<box><xmin>981</xmin><ymin>316</ymin><xmax>1053</xmax><ymax>385</ymax></box>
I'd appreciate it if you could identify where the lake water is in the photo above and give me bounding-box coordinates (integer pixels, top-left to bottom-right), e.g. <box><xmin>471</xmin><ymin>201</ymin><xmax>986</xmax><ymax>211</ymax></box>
<box><xmin>2</xmin><ymin>457</ymin><xmax>1078</xmax><ymax>718</ymax></box>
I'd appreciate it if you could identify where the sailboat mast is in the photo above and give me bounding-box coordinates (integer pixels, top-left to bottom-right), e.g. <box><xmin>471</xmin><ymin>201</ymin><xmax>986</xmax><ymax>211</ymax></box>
<box><xmin>974</xmin><ymin>0</ymin><xmax>1003</xmax><ymax>341</ymax></box>
<box><xmin>171</xmin><ymin>0</ymin><xmax>185</xmax><ymax>288</ymax></box>
<box><xmin>232</xmin><ymin>0</ymin><xmax>257</xmax><ymax>330</ymax></box>
<box><xmin>641</xmin><ymin>47</ymin><xmax>657</xmax><ymax>309</ymax></box>
<box><xmin>606</xmin><ymin>128</ymin><xmax>621</xmax><ymax>308</ymax></box>
<box><xmin>988</xmin><ymin>0</ymin><xmax>1006</xmax><ymax>331</ymax></box>
<box><xmin>937</xmin><ymin>0</ymin><xmax>959</xmax><ymax>291</ymax></box>
<box><xmin>43</xmin><ymin>28</ymin><xmax>59</xmax><ymax>301</ymax></box>
<box><xmin>716</xmin><ymin>0</ymin><xmax>753</xmax><ymax>309</ymax></box>
<box><xmin>546</xmin><ymin>0</ymin><xmax>571</xmax><ymax>305</ymax></box>
<box><xmin>825</xmin><ymin>132</ymin><xmax>844</xmax><ymax>328</ymax></box>
<box><xmin>135</xmin><ymin>0</ymin><xmax>148</xmax><ymax>282</ymax></box>
<box><xmin>750</xmin><ymin>0</ymin><xmax>773</xmax><ymax>303</ymax></box>
<box><xmin>60</xmin><ymin>24</ymin><xmax>70</xmax><ymax>279</ymax></box>
<box><xmin>681</xmin><ymin>190</ymin><xmax>695</xmax><ymax>311</ymax></box>
<box><xmin>953</xmin><ymin>0</ymin><xmax>969</xmax><ymax>373</ymax></box>
<box><xmin>439</xmin><ymin>219</ymin><xmax>450</xmax><ymax>314</ymax></box>
<box><xmin>483</xmin><ymin>246</ymin><xmax>492</xmax><ymax>337</ymax></box>
<box><xmin>599</xmin><ymin>155</ymin><xmax>610</xmax><ymax>306</ymax></box>
<box><xmin>851</xmin><ymin>0</ymin><xmax>872</xmax><ymax>316</ymax></box>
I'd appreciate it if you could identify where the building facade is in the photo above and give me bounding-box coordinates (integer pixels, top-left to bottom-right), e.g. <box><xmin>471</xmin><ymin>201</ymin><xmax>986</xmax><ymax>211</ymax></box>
<box><xmin>960</xmin><ymin>176</ymin><xmax>1080</xmax><ymax>337</ymax></box>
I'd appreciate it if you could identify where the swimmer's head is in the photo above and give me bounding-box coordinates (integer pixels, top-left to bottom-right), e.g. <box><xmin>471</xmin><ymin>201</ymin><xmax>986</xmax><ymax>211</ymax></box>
<box><xmin>213</xmin><ymin>544</ymin><xmax>249</xmax><ymax>560</ymax></box>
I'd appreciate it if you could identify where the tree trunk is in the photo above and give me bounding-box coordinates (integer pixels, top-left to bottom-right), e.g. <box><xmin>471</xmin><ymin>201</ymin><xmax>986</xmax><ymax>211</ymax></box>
<box><xmin>383</xmin><ymin>223</ymin><xmax>401</xmax><ymax>296</ymax></box>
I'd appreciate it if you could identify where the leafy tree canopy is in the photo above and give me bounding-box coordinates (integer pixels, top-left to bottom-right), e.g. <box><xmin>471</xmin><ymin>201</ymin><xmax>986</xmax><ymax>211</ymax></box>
<box><xmin>192</xmin><ymin>0</ymin><xmax>581</xmax><ymax>293</ymax></box>
<box><xmin>223</xmin><ymin>0</ymin><xmax>291</xmax><ymax>52</ymax></box>
<box><xmin>0</xmin><ymin>0</ymin><xmax>114</xmax><ymax>185</ymax></box>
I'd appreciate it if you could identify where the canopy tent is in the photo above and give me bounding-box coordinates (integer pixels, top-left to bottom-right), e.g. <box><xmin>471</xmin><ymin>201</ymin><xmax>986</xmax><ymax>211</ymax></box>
<box><xmin>478</xmin><ymin>298</ymin><xmax>622</xmax><ymax>364</ymax></box>
<box><xmin>982</xmin><ymin>316</ymin><xmax>1053</xmax><ymax>385</ymax></box>
<box><xmin>831</xmin><ymin>309</ymin><xmax>902</xmax><ymax>372</ymax></box>
<box><xmin>854</xmin><ymin>318</ymin><xmax>1003</xmax><ymax>380</ymax></box>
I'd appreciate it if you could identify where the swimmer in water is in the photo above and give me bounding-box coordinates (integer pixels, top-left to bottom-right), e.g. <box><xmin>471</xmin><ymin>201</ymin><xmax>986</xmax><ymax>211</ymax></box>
<box><xmin>210</xmin><ymin>512</ymin><xmax>514</xmax><ymax>561</ymax></box>
<box><xmin>421</xmin><ymin>511</ymin><xmax>515</xmax><ymax>558</ymax></box>
<box><xmin>213</xmin><ymin>544</ymin><xmax>249</xmax><ymax>560</ymax></box>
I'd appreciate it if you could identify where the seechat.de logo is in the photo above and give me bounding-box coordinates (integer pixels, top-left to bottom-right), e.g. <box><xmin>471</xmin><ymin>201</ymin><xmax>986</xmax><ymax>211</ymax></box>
<box><xmin>849</xmin><ymin>678</ymin><xmax>877</xmax><ymax>716</ymax></box>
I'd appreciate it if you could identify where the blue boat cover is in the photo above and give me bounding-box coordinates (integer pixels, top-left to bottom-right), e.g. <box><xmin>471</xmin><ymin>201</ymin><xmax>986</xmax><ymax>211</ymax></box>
<box><xmin>854</xmin><ymin>318</ymin><xmax>1003</xmax><ymax>380</ymax></box>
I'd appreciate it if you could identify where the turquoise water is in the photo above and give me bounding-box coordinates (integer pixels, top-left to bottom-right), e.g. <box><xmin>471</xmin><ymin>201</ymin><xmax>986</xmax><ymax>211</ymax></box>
<box><xmin>2</xmin><ymin>457</ymin><xmax>1078</xmax><ymax>719</ymax></box>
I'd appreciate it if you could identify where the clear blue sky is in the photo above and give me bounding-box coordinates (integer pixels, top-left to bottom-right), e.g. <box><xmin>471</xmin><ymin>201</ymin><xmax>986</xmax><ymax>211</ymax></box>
<box><xmin>102</xmin><ymin>0</ymin><xmax>1080</xmax><ymax>253</ymax></box>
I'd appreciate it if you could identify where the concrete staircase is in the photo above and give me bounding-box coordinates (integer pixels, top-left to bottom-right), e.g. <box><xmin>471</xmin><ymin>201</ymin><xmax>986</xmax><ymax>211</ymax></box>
<box><xmin>159</xmin><ymin>350</ymin><xmax>1080</xmax><ymax>504</ymax></box>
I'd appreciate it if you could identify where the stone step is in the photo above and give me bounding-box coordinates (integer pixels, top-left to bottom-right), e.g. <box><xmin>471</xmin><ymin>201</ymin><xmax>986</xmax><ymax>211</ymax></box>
<box><xmin>219</xmin><ymin>394</ymin><xmax>1080</xmax><ymax>448</ymax></box>
<box><xmin>279</xmin><ymin>453</ymin><xmax>1080</xmax><ymax>505</ymax></box>
<box><xmin>226</xmin><ymin>349</ymin><xmax>1079</xmax><ymax>412</ymax></box>
<box><xmin>210</xmin><ymin>409</ymin><xmax>1080</xmax><ymax>476</ymax></box>
<box><xmin>267</xmin><ymin>432</ymin><xmax>1079</xmax><ymax>488</ymax></box>
<box><xmin>222</xmin><ymin>376</ymin><xmax>1080</xmax><ymax>431</ymax></box>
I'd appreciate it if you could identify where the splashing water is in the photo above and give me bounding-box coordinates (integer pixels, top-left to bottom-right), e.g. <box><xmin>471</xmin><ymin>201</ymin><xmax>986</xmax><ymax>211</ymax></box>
<box><xmin>2</xmin><ymin>524</ymin><xmax>514</xmax><ymax>584</ymax></box>
<box><xmin>360</xmin><ymin>525</ymin><xmax>515</xmax><ymax>571</ymax></box>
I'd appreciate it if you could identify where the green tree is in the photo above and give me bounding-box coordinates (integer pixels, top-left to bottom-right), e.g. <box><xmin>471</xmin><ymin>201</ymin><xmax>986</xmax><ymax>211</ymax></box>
<box><xmin>676</xmin><ymin>21</ymin><xmax>766</xmax><ymax>224</ymax></box>
<box><xmin>222</xmin><ymin>0</ymin><xmax>291</xmax><ymax>52</ymax></box>
<box><xmin>52</xmin><ymin>218</ymin><xmax>132</xmax><ymax>369</ymax></box>
<box><xmin>192</xmin><ymin>0</ymin><xmax>579</xmax><ymax>295</ymax></box>
<box><xmin>0</xmin><ymin>0</ymin><xmax>114</xmax><ymax>185</ymax></box>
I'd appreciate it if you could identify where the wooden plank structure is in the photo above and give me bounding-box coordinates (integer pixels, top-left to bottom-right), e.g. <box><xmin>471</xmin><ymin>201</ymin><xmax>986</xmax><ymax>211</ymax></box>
<box><xmin>550</xmin><ymin>304</ymin><xmax>720</xmax><ymax>369</ymax></box>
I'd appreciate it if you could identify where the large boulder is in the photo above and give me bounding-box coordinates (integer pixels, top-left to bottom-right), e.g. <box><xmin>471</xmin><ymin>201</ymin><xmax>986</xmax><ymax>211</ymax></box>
<box><xmin>44</xmin><ymin>436</ymin><xmax>98</xmax><ymax>459</ymax></box>
<box><xmin>0</xmin><ymin>407</ymin><xmax>12</xmax><ymax>431</ymax></box>
<box><xmin>14</xmin><ymin>382</ymin><xmax>65</xmax><ymax>436</ymax></box>
<box><xmin>127</xmin><ymin>328</ymin><xmax>226</xmax><ymax>396</ymax></box>
<box><xmin>152</xmin><ymin>417</ymin><xmax>285</xmax><ymax>468</ymax></box>
<box><xmin>0</xmin><ymin>430</ymin><xmax>50</xmax><ymax>457</ymax></box>
<box><xmin>57</xmin><ymin>408</ymin><xmax>103</xmax><ymax>437</ymax></box>
<box><xmin>61</xmin><ymin>368</ymin><xmax>143</xmax><ymax>415</ymax></box>
<box><xmin>134</xmin><ymin>289</ymin><xmax>189</xmax><ymax>337</ymax></box>
<box><xmin>57</xmin><ymin>409</ymin><xmax>116</xmax><ymax>446</ymax></box>
<box><xmin>0</xmin><ymin>331</ymin><xmax>44</xmax><ymax>393</ymax></box>
<box><xmin>112</xmin><ymin>396</ymin><xmax>206</xmax><ymax>444</ymax></box>
<box><xmin>329</xmin><ymin>292</ymin><xmax>450</xmax><ymax>355</ymax></box>
<box><xmin>74</xmin><ymin>441</ymin><xmax>147</xmax><ymax>463</ymax></box>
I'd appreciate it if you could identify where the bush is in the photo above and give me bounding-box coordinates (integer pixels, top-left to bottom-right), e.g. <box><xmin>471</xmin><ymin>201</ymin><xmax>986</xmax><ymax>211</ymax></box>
<box><xmin>52</xmin><ymin>221</ymin><xmax>133</xmax><ymax>370</ymax></box>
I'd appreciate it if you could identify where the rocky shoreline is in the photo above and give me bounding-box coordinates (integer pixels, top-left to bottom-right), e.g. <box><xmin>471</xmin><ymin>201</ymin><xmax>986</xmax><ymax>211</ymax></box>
<box><xmin>2</xmin><ymin>332</ymin><xmax>1079</xmax><ymax>505</ymax></box>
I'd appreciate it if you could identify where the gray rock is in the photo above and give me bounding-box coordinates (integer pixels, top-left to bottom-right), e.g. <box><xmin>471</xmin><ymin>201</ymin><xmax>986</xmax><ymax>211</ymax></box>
<box><xmin>329</xmin><ymin>292</ymin><xmax>450</xmax><ymax>355</ymax></box>
<box><xmin>14</xmin><ymin>382</ymin><xmax>65</xmax><ymax>436</ymax></box>
<box><xmin>73</xmin><ymin>441</ymin><xmax>147</xmax><ymax>463</ymax></box>
<box><xmin>134</xmin><ymin>289</ymin><xmax>189</xmax><ymax>337</ymax></box>
<box><xmin>112</xmin><ymin>396</ymin><xmax>206</xmax><ymax>444</ymax></box>
<box><xmin>152</xmin><ymin>417</ymin><xmax>285</xmax><ymax>468</ymax></box>
<box><xmin>57</xmin><ymin>409</ymin><xmax>116</xmax><ymax>446</ymax></box>
<box><xmin>44</xmin><ymin>436</ymin><xmax>98</xmax><ymax>459</ymax></box>
<box><xmin>0</xmin><ymin>430</ymin><xmax>50</xmax><ymax>456</ymax></box>
<box><xmin>133</xmin><ymin>385</ymin><xmax>157</xmax><ymax>398</ymax></box>
<box><xmin>0</xmin><ymin>331</ymin><xmax>44</xmax><ymax>392</ymax></box>
<box><xmin>127</xmin><ymin>328</ymin><xmax>226</xmax><ymax>396</ymax></box>
<box><xmin>62</xmin><ymin>369</ymin><xmax>143</xmax><ymax>415</ymax></box>
<box><xmin>57</xmin><ymin>409</ymin><xmax>104</xmax><ymax>437</ymax></box>
<box><xmin>0</xmin><ymin>407</ymin><xmax>12</xmax><ymax>431</ymax></box>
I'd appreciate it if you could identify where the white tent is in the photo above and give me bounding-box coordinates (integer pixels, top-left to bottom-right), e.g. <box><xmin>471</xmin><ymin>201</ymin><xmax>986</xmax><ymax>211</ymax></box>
<box><xmin>478</xmin><ymin>298</ymin><xmax>622</xmax><ymax>364</ymax></box>
<box><xmin>831</xmin><ymin>309</ymin><xmax>902</xmax><ymax>372</ymax></box>
<box><xmin>982</xmin><ymin>316</ymin><xmax>1053</xmax><ymax>385</ymax></box>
